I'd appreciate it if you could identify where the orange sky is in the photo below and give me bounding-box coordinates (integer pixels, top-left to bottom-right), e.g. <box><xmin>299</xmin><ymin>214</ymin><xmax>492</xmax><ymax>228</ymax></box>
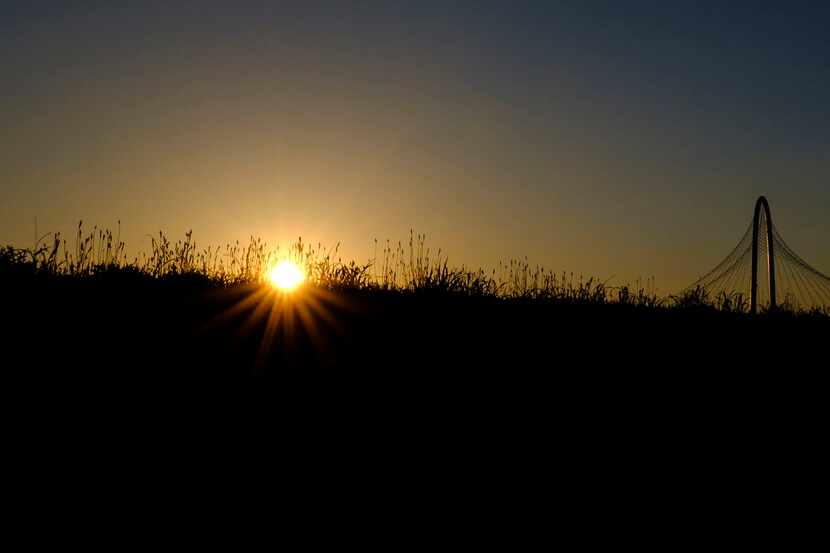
<box><xmin>2</xmin><ymin>3</ymin><xmax>829</xmax><ymax>294</ymax></box>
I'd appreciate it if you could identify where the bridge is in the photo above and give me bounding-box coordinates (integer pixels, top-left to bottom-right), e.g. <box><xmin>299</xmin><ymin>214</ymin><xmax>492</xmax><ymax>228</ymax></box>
<box><xmin>687</xmin><ymin>196</ymin><xmax>830</xmax><ymax>313</ymax></box>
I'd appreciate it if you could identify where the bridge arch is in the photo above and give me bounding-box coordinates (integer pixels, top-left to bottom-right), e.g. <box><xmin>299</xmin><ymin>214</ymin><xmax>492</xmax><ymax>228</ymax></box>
<box><xmin>751</xmin><ymin>196</ymin><xmax>776</xmax><ymax>314</ymax></box>
<box><xmin>686</xmin><ymin>196</ymin><xmax>830</xmax><ymax>312</ymax></box>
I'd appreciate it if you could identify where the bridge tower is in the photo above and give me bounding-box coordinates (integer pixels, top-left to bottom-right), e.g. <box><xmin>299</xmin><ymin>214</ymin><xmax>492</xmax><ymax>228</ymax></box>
<box><xmin>751</xmin><ymin>196</ymin><xmax>776</xmax><ymax>314</ymax></box>
<box><xmin>687</xmin><ymin>196</ymin><xmax>830</xmax><ymax>312</ymax></box>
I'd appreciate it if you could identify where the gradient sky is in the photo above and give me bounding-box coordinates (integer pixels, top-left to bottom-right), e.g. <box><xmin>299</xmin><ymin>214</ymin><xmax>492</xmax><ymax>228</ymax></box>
<box><xmin>2</xmin><ymin>1</ymin><xmax>828</xmax><ymax>292</ymax></box>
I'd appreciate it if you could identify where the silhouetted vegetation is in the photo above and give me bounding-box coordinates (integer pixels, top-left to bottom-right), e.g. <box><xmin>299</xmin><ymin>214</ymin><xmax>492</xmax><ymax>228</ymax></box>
<box><xmin>2</xmin><ymin>224</ymin><xmax>827</xmax><ymax>374</ymax></box>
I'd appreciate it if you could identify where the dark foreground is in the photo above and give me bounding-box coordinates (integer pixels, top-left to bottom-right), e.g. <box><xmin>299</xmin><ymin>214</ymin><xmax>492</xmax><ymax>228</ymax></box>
<box><xmin>3</xmin><ymin>269</ymin><xmax>827</xmax><ymax>380</ymax></box>
<box><xmin>4</xmin><ymin>268</ymin><xmax>825</xmax><ymax>535</ymax></box>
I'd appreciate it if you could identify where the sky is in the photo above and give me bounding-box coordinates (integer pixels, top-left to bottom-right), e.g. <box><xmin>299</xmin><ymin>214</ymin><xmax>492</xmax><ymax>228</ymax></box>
<box><xmin>1</xmin><ymin>1</ymin><xmax>828</xmax><ymax>292</ymax></box>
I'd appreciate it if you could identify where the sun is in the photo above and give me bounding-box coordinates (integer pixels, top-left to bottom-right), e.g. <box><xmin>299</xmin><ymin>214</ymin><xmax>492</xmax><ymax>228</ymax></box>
<box><xmin>268</xmin><ymin>260</ymin><xmax>305</xmax><ymax>292</ymax></box>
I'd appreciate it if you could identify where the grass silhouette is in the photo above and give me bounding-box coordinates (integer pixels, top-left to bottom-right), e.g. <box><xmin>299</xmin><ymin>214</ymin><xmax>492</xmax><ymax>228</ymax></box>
<box><xmin>2</xmin><ymin>223</ymin><xmax>827</xmax><ymax>374</ymax></box>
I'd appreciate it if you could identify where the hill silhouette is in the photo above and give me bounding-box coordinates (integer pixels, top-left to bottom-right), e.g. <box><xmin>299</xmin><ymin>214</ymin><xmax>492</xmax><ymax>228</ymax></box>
<box><xmin>2</xmin><ymin>226</ymin><xmax>827</xmax><ymax>379</ymax></box>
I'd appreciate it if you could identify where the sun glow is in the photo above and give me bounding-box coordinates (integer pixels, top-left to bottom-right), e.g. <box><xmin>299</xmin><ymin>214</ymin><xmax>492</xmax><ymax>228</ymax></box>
<box><xmin>268</xmin><ymin>260</ymin><xmax>305</xmax><ymax>291</ymax></box>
